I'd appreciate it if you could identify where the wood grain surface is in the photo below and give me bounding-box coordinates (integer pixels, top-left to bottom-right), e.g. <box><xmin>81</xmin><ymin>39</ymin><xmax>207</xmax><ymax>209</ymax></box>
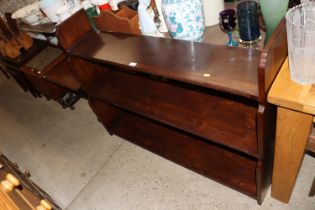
<box><xmin>56</xmin><ymin>9</ymin><xmax>94</xmax><ymax>51</ymax></box>
<box><xmin>268</xmin><ymin>58</ymin><xmax>315</xmax><ymax>115</ymax></box>
<box><xmin>71</xmin><ymin>57</ymin><xmax>259</xmax><ymax>156</ymax></box>
<box><xmin>54</xmin><ymin>8</ymin><xmax>288</xmax><ymax>204</ymax></box>
<box><xmin>0</xmin><ymin>190</ymin><xmax>19</xmax><ymax>210</ymax></box>
<box><xmin>271</xmin><ymin>107</ymin><xmax>313</xmax><ymax>203</ymax></box>
<box><xmin>90</xmin><ymin>98</ymin><xmax>258</xmax><ymax>197</ymax></box>
<box><xmin>71</xmin><ymin>32</ymin><xmax>261</xmax><ymax>100</ymax></box>
<box><xmin>258</xmin><ymin>18</ymin><xmax>288</xmax><ymax>103</ymax></box>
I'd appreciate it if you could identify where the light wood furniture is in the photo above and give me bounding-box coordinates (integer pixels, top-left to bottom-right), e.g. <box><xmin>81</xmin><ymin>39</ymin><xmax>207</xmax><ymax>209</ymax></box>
<box><xmin>0</xmin><ymin>153</ymin><xmax>60</xmax><ymax>209</ymax></box>
<box><xmin>0</xmin><ymin>173</ymin><xmax>53</xmax><ymax>210</ymax></box>
<box><xmin>0</xmin><ymin>174</ymin><xmax>20</xmax><ymax>210</ymax></box>
<box><xmin>308</xmin><ymin>127</ymin><xmax>315</xmax><ymax>197</ymax></box>
<box><xmin>268</xmin><ymin>58</ymin><xmax>315</xmax><ymax>203</ymax></box>
<box><xmin>0</xmin><ymin>39</ymin><xmax>48</xmax><ymax>98</ymax></box>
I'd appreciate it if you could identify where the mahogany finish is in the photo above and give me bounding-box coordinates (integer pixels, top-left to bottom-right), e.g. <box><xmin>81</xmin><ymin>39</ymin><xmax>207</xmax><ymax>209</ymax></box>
<box><xmin>20</xmin><ymin>47</ymin><xmax>66</xmax><ymax>100</ymax></box>
<box><xmin>71</xmin><ymin>32</ymin><xmax>261</xmax><ymax>100</ymax></box>
<box><xmin>259</xmin><ymin>18</ymin><xmax>288</xmax><ymax>103</ymax></box>
<box><xmin>56</xmin><ymin>9</ymin><xmax>94</xmax><ymax>52</ymax></box>
<box><xmin>42</xmin><ymin>54</ymin><xmax>81</xmax><ymax>91</ymax></box>
<box><xmin>3</xmin><ymin>63</ymin><xmax>41</xmax><ymax>98</ymax></box>
<box><xmin>20</xmin><ymin>66</ymin><xmax>66</xmax><ymax>100</ymax></box>
<box><xmin>90</xmin><ymin>98</ymin><xmax>258</xmax><ymax>197</ymax></box>
<box><xmin>56</xmin><ymin>9</ymin><xmax>288</xmax><ymax>204</ymax></box>
<box><xmin>71</xmin><ymin>57</ymin><xmax>259</xmax><ymax>156</ymax></box>
<box><xmin>19</xmin><ymin>45</ymin><xmax>82</xmax><ymax>102</ymax></box>
<box><xmin>254</xmin><ymin>18</ymin><xmax>287</xmax><ymax>203</ymax></box>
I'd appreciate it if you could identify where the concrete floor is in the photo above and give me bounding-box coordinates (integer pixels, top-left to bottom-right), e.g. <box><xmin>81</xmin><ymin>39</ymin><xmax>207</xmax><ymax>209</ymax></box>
<box><xmin>0</xmin><ymin>74</ymin><xmax>314</xmax><ymax>210</ymax></box>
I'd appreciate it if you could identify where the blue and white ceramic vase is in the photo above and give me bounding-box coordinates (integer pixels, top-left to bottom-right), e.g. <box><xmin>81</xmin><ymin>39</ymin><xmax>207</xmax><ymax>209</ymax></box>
<box><xmin>161</xmin><ymin>0</ymin><xmax>205</xmax><ymax>42</ymax></box>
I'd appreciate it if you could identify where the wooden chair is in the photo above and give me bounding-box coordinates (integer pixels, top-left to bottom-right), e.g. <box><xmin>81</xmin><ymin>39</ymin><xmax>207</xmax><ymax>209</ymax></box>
<box><xmin>307</xmin><ymin>122</ymin><xmax>315</xmax><ymax>197</ymax></box>
<box><xmin>0</xmin><ymin>152</ymin><xmax>61</xmax><ymax>209</ymax></box>
<box><xmin>0</xmin><ymin>173</ymin><xmax>52</xmax><ymax>210</ymax></box>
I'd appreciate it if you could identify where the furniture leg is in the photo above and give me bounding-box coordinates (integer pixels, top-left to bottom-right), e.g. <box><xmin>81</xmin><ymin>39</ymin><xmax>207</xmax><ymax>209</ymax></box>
<box><xmin>271</xmin><ymin>107</ymin><xmax>313</xmax><ymax>203</ymax></box>
<box><xmin>309</xmin><ymin>177</ymin><xmax>315</xmax><ymax>197</ymax></box>
<box><xmin>58</xmin><ymin>92</ymin><xmax>80</xmax><ymax>110</ymax></box>
<box><xmin>0</xmin><ymin>67</ymin><xmax>9</xmax><ymax>79</ymax></box>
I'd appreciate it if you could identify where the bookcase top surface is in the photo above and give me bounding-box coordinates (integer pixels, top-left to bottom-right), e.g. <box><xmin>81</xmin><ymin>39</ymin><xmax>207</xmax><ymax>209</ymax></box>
<box><xmin>71</xmin><ymin>32</ymin><xmax>261</xmax><ymax>100</ymax></box>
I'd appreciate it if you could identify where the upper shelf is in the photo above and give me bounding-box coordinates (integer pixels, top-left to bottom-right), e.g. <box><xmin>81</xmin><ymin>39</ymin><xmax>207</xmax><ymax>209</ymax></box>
<box><xmin>57</xmin><ymin>9</ymin><xmax>286</xmax><ymax>103</ymax></box>
<box><xmin>71</xmin><ymin>32</ymin><xmax>261</xmax><ymax>101</ymax></box>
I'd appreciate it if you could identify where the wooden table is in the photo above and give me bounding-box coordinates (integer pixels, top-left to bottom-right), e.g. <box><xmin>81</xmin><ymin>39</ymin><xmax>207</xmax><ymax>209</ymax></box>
<box><xmin>268</xmin><ymin>58</ymin><xmax>315</xmax><ymax>203</ymax></box>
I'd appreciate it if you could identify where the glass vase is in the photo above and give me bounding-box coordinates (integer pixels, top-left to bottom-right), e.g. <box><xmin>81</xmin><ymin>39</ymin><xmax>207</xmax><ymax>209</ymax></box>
<box><xmin>260</xmin><ymin>0</ymin><xmax>289</xmax><ymax>43</ymax></box>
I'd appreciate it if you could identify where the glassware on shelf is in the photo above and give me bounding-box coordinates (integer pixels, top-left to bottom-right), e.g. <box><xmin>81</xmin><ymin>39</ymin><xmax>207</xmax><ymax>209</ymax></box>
<box><xmin>260</xmin><ymin>0</ymin><xmax>289</xmax><ymax>43</ymax></box>
<box><xmin>237</xmin><ymin>1</ymin><xmax>261</xmax><ymax>48</ymax></box>
<box><xmin>219</xmin><ymin>9</ymin><xmax>238</xmax><ymax>47</ymax></box>
<box><xmin>286</xmin><ymin>3</ymin><xmax>315</xmax><ymax>84</ymax></box>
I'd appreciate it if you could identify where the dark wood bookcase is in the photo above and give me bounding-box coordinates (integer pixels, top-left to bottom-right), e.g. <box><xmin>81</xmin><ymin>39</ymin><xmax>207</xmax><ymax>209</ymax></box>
<box><xmin>57</xmin><ymin>10</ymin><xmax>288</xmax><ymax>204</ymax></box>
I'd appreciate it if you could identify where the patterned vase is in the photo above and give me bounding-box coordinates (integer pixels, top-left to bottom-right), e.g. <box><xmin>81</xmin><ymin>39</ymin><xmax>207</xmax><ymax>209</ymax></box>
<box><xmin>161</xmin><ymin>0</ymin><xmax>205</xmax><ymax>42</ymax></box>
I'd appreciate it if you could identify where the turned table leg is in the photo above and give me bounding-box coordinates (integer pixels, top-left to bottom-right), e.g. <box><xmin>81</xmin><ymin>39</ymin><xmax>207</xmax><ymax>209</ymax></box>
<box><xmin>271</xmin><ymin>107</ymin><xmax>313</xmax><ymax>203</ymax></box>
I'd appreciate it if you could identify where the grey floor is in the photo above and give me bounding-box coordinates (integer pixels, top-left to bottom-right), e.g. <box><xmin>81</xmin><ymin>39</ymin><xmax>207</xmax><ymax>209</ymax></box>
<box><xmin>0</xmin><ymin>74</ymin><xmax>314</xmax><ymax>210</ymax></box>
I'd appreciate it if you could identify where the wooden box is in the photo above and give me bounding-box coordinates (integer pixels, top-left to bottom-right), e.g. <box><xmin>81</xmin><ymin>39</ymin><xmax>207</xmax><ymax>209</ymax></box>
<box><xmin>93</xmin><ymin>5</ymin><xmax>141</xmax><ymax>35</ymax></box>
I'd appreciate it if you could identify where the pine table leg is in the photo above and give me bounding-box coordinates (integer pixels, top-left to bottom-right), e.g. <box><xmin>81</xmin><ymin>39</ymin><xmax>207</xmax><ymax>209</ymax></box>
<box><xmin>271</xmin><ymin>107</ymin><xmax>313</xmax><ymax>203</ymax></box>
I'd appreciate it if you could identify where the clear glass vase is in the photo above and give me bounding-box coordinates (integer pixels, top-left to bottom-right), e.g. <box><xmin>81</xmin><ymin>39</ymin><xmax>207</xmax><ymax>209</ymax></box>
<box><xmin>286</xmin><ymin>3</ymin><xmax>315</xmax><ymax>84</ymax></box>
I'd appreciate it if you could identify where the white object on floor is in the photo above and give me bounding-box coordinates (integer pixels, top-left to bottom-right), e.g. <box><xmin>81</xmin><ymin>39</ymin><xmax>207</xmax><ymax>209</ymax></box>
<box><xmin>203</xmin><ymin>0</ymin><xmax>224</xmax><ymax>26</ymax></box>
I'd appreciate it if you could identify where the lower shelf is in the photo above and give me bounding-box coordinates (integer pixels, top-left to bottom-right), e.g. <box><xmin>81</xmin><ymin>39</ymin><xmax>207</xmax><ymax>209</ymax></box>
<box><xmin>90</xmin><ymin>98</ymin><xmax>259</xmax><ymax>199</ymax></box>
